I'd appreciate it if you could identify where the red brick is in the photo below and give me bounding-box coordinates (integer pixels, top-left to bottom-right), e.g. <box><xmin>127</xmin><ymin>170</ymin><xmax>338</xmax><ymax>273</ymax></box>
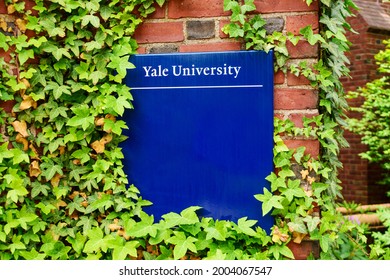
<box><xmin>0</xmin><ymin>48</ymin><xmax>11</xmax><ymax>62</ymax></box>
<box><xmin>287</xmin><ymin>40</ymin><xmax>318</xmax><ymax>58</ymax></box>
<box><xmin>284</xmin><ymin>139</ymin><xmax>320</xmax><ymax>158</ymax></box>
<box><xmin>274</xmin><ymin>88</ymin><xmax>318</xmax><ymax>110</ymax></box>
<box><xmin>287</xmin><ymin>71</ymin><xmax>310</xmax><ymax>86</ymax></box>
<box><xmin>274</xmin><ymin>70</ymin><xmax>285</xmax><ymax>85</ymax></box>
<box><xmin>0</xmin><ymin>100</ymin><xmax>15</xmax><ymax>113</ymax></box>
<box><xmin>168</xmin><ymin>0</ymin><xmax>227</xmax><ymax>19</ymax></box>
<box><xmin>148</xmin><ymin>3</ymin><xmax>166</xmax><ymax>19</ymax></box>
<box><xmin>134</xmin><ymin>22</ymin><xmax>184</xmax><ymax>44</ymax></box>
<box><xmin>288</xmin><ymin>240</ymin><xmax>319</xmax><ymax>260</ymax></box>
<box><xmin>179</xmin><ymin>41</ymin><xmax>242</xmax><ymax>53</ymax></box>
<box><xmin>136</xmin><ymin>46</ymin><xmax>147</xmax><ymax>54</ymax></box>
<box><xmin>0</xmin><ymin>0</ymin><xmax>6</xmax><ymax>14</ymax></box>
<box><xmin>254</xmin><ymin>0</ymin><xmax>319</xmax><ymax>14</ymax></box>
<box><xmin>219</xmin><ymin>19</ymin><xmax>230</xmax><ymax>39</ymax></box>
<box><xmin>286</xmin><ymin>14</ymin><xmax>319</xmax><ymax>35</ymax></box>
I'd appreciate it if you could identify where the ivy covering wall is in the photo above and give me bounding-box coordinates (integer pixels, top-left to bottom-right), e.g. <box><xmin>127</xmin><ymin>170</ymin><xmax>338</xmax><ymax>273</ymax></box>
<box><xmin>0</xmin><ymin>0</ymin><xmax>376</xmax><ymax>260</ymax></box>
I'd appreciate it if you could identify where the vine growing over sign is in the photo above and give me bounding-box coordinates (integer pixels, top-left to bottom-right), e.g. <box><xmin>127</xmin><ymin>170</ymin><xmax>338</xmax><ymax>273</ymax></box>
<box><xmin>0</xmin><ymin>0</ymin><xmax>371</xmax><ymax>259</ymax></box>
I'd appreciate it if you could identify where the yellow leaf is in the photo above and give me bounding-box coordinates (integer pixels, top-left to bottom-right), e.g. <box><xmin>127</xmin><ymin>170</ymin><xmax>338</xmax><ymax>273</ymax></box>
<box><xmin>12</xmin><ymin>120</ymin><xmax>29</xmax><ymax>137</ymax></box>
<box><xmin>0</xmin><ymin>18</ymin><xmax>7</xmax><ymax>32</ymax></box>
<box><xmin>292</xmin><ymin>232</ymin><xmax>307</xmax><ymax>244</ymax></box>
<box><xmin>16</xmin><ymin>133</ymin><xmax>29</xmax><ymax>151</ymax></box>
<box><xmin>271</xmin><ymin>226</ymin><xmax>289</xmax><ymax>243</ymax></box>
<box><xmin>7</xmin><ymin>5</ymin><xmax>16</xmax><ymax>14</ymax></box>
<box><xmin>29</xmin><ymin>160</ymin><xmax>41</xmax><ymax>177</ymax></box>
<box><xmin>300</xmin><ymin>169</ymin><xmax>309</xmax><ymax>180</ymax></box>
<box><xmin>307</xmin><ymin>176</ymin><xmax>316</xmax><ymax>185</ymax></box>
<box><xmin>56</xmin><ymin>200</ymin><xmax>67</xmax><ymax>208</ymax></box>
<box><xmin>51</xmin><ymin>173</ymin><xmax>62</xmax><ymax>187</ymax></box>
<box><xmin>109</xmin><ymin>223</ymin><xmax>122</xmax><ymax>232</ymax></box>
<box><xmin>19</xmin><ymin>95</ymin><xmax>37</xmax><ymax>110</ymax></box>
<box><xmin>95</xmin><ymin>117</ymin><xmax>105</xmax><ymax>126</ymax></box>
<box><xmin>15</xmin><ymin>18</ymin><xmax>27</xmax><ymax>33</ymax></box>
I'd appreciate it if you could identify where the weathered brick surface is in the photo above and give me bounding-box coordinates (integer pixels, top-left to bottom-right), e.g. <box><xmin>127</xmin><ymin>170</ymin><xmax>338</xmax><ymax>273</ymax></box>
<box><xmin>179</xmin><ymin>41</ymin><xmax>242</xmax><ymax>52</ymax></box>
<box><xmin>168</xmin><ymin>0</ymin><xmax>227</xmax><ymax>18</ymax></box>
<box><xmin>186</xmin><ymin>20</ymin><xmax>216</xmax><ymax>40</ymax></box>
<box><xmin>134</xmin><ymin>22</ymin><xmax>184</xmax><ymax>43</ymax></box>
<box><xmin>254</xmin><ymin>0</ymin><xmax>319</xmax><ymax>13</ymax></box>
<box><xmin>286</xmin><ymin>14</ymin><xmax>319</xmax><ymax>35</ymax></box>
<box><xmin>274</xmin><ymin>88</ymin><xmax>318</xmax><ymax>110</ymax></box>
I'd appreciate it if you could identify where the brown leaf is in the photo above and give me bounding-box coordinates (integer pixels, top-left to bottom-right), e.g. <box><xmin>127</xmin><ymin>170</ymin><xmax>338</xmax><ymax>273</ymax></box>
<box><xmin>29</xmin><ymin>160</ymin><xmax>41</xmax><ymax>177</ymax></box>
<box><xmin>91</xmin><ymin>139</ymin><xmax>105</xmax><ymax>154</ymax></box>
<box><xmin>12</xmin><ymin>120</ymin><xmax>28</xmax><ymax>137</ymax></box>
<box><xmin>101</xmin><ymin>133</ymin><xmax>112</xmax><ymax>144</ymax></box>
<box><xmin>56</xmin><ymin>200</ymin><xmax>67</xmax><ymax>208</ymax></box>
<box><xmin>118</xmin><ymin>229</ymin><xmax>131</xmax><ymax>240</ymax></box>
<box><xmin>292</xmin><ymin>232</ymin><xmax>307</xmax><ymax>244</ymax></box>
<box><xmin>29</xmin><ymin>143</ymin><xmax>40</xmax><ymax>160</ymax></box>
<box><xmin>271</xmin><ymin>226</ymin><xmax>289</xmax><ymax>243</ymax></box>
<box><xmin>19</xmin><ymin>95</ymin><xmax>37</xmax><ymax>110</ymax></box>
<box><xmin>58</xmin><ymin>146</ymin><xmax>66</xmax><ymax>155</ymax></box>
<box><xmin>16</xmin><ymin>133</ymin><xmax>29</xmax><ymax>151</ymax></box>
<box><xmin>50</xmin><ymin>173</ymin><xmax>62</xmax><ymax>187</ymax></box>
<box><xmin>95</xmin><ymin>117</ymin><xmax>105</xmax><ymax>127</ymax></box>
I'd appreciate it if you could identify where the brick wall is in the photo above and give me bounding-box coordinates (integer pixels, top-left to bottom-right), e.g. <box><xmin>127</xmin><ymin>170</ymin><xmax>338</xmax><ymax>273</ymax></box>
<box><xmin>339</xmin><ymin>0</ymin><xmax>390</xmax><ymax>204</ymax></box>
<box><xmin>134</xmin><ymin>0</ymin><xmax>320</xmax><ymax>159</ymax></box>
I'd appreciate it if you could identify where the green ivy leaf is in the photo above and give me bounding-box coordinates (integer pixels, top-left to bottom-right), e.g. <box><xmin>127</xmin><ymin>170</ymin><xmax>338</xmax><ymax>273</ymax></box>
<box><xmin>167</xmin><ymin>231</ymin><xmax>197</xmax><ymax>260</ymax></box>
<box><xmin>81</xmin><ymin>14</ymin><xmax>100</xmax><ymax>28</ymax></box>
<box><xmin>125</xmin><ymin>211</ymin><xmax>157</xmax><ymax>238</ymax></box>
<box><xmin>237</xmin><ymin>217</ymin><xmax>257</xmax><ymax>236</ymax></box>
<box><xmin>254</xmin><ymin>188</ymin><xmax>284</xmax><ymax>216</ymax></box>
<box><xmin>107</xmin><ymin>55</ymin><xmax>134</xmax><ymax>78</ymax></box>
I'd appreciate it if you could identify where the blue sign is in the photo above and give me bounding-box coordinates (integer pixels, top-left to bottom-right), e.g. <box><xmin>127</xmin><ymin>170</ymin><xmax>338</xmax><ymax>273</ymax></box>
<box><xmin>123</xmin><ymin>51</ymin><xmax>274</xmax><ymax>231</ymax></box>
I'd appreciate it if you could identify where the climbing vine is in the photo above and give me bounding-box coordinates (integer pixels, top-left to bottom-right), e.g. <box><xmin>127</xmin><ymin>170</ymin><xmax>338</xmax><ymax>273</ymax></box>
<box><xmin>0</xmin><ymin>0</ymin><xmax>370</xmax><ymax>259</ymax></box>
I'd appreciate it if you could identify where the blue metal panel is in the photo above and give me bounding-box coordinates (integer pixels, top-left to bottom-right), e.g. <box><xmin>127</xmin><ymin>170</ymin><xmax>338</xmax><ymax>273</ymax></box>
<box><xmin>123</xmin><ymin>50</ymin><xmax>274</xmax><ymax>231</ymax></box>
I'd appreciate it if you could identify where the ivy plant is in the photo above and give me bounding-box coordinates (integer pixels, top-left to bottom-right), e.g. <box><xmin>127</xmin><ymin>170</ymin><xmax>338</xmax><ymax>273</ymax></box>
<box><xmin>348</xmin><ymin>40</ymin><xmax>390</xmax><ymax>186</ymax></box>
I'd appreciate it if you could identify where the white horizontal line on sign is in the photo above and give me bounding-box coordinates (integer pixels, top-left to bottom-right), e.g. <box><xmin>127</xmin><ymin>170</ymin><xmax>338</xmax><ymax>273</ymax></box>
<box><xmin>131</xmin><ymin>84</ymin><xmax>264</xmax><ymax>90</ymax></box>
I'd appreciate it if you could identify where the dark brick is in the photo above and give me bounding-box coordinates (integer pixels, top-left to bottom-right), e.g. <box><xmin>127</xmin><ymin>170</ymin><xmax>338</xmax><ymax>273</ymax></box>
<box><xmin>265</xmin><ymin>17</ymin><xmax>284</xmax><ymax>34</ymax></box>
<box><xmin>186</xmin><ymin>20</ymin><xmax>215</xmax><ymax>40</ymax></box>
<box><xmin>149</xmin><ymin>45</ymin><xmax>179</xmax><ymax>54</ymax></box>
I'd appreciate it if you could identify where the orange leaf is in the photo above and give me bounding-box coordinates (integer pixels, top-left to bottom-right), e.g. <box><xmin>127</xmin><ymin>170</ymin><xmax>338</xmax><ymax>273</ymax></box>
<box><xmin>15</xmin><ymin>18</ymin><xmax>27</xmax><ymax>33</ymax></box>
<box><xmin>29</xmin><ymin>160</ymin><xmax>41</xmax><ymax>177</ymax></box>
<box><xmin>95</xmin><ymin>117</ymin><xmax>105</xmax><ymax>126</ymax></box>
<box><xmin>101</xmin><ymin>133</ymin><xmax>112</xmax><ymax>144</ymax></box>
<box><xmin>50</xmin><ymin>173</ymin><xmax>62</xmax><ymax>187</ymax></box>
<box><xmin>16</xmin><ymin>133</ymin><xmax>29</xmax><ymax>151</ymax></box>
<box><xmin>12</xmin><ymin>120</ymin><xmax>29</xmax><ymax>137</ymax></box>
<box><xmin>7</xmin><ymin>5</ymin><xmax>15</xmax><ymax>14</ymax></box>
<box><xmin>292</xmin><ymin>232</ymin><xmax>307</xmax><ymax>244</ymax></box>
<box><xmin>91</xmin><ymin>139</ymin><xmax>105</xmax><ymax>154</ymax></box>
<box><xmin>19</xmin><ymin>96</ymin><xmax>37</xmax><ymax>110</ymax></box>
